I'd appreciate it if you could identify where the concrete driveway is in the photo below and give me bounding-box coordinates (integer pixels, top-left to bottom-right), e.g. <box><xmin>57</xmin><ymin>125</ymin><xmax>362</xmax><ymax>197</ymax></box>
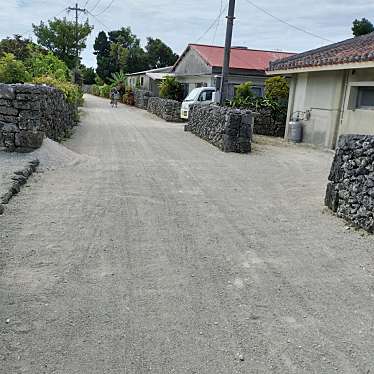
<box><xmin>1</xmin><ymin>94</ymin><xmax>373</xmax><ymax>373</ymax></box>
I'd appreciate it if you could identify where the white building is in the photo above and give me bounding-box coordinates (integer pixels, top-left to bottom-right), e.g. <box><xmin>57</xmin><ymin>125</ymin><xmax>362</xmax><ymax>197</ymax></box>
<box><xmin>268</xmin><ymin>32</ymin><xmax>374</xmax><ymax>149</ymax></box>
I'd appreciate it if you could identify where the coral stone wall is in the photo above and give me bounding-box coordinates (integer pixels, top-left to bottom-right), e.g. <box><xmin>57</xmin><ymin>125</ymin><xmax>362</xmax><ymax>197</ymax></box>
<box><xmin>134</xmin><ymin>89</ymin><xmax>153</xmax><ymax>110</ymax></box>
<box><xmin>147</xmin><ymin>97</ymin><xmax>182</xmax><ymax>122</ymax></box>
<box><xmin>0</xmin><ymin>84</ymin><xmax>77</xmax><ymax>152</ymax></box>
<box><xmin>186</xmin><ymin>104</ymin><xmax>252</xmax><ymax>153</ymax></box>
<box><xmin>325</xmin><ymin>134</ymin><xmax>374</xmax><ymax>233</ymax></box>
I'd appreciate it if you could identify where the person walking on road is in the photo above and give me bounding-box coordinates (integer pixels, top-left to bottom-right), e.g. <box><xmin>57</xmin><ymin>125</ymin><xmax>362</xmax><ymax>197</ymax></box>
<box><xmin>110</xmin><ymin>88</ymin><xmax>120</xmax><ymax>108</ymax></box>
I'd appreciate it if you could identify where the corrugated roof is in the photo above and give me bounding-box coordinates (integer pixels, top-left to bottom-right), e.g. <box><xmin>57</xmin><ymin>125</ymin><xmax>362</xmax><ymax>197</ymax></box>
<box><xmin>269</xmin><ymin>32</ymin><xmax>374</xmax><ymax>72</ymax></box>
<box><xmin>181</xmin><ymin>44</ymin><xmax>294</xmax><ymax>71</ymax></box>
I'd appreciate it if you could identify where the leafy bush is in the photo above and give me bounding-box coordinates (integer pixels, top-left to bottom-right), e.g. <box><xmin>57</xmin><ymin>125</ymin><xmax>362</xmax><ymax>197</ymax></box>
<box><xmin>235</xmin><ymin>81</ymin><xmax>254</xmax><ymax>100</ymax></box>
<box><xmin>110</xmin><ymin>71</ymin><xmax>127</xmax><ymax>96</ymax></box>
<box><xmin>264</xmin><ymin>76</ymin><xmax>289</xmax><ymax>101</ymax></box>
<box><xmin>99</xmin><ymin>84</ymin><xmax>111</xmax><ymax>98</ymax></box>
<box><xmin>159</xmin><ymin>76</ymin><xmax>183</xmax><ymax>101</ymax></box>
<box><xmin>27</xmin><ymin>51</ymin><xmax>69</xmax><ymax>81</ymax></box>
<box><xmin>123</xmin><ymin>87</ymin><xmax>134</xmax><ymax>105</ymax></box>
<box><xmin>32</xmin><ymin>76</ymin><xmax>83</xmax><ymax>106</ymax></box>
<box><xmin>92</xmin><ymin>84</ymin><xmax>100</xmax><ymax>96</ymax></box>
<box><xmin>0</xmin><ymin>53</ymin><xmax>31</xmax><ymax>83</ymax></box>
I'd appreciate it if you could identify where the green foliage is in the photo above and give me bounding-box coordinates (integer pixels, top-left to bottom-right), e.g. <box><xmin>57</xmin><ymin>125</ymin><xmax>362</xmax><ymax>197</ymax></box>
<box><xmin>264</xmin><ymin>76</ymin><xmax>289</xmax><ymax>101</ymax></box>
<box><xmin>0</xmin><ymin>53</ymin><xmax>31</xmax><ymax>83</ymax></box>
<box><xmin>235</xmin><ymin>82</ymin><xmax>254</xmax><ymax>100</ymax></box>
<box><xmin>99</xmin><ymin>84</ymin><xmax>111</xmax><ymax>98</ymax></box>
<box><xmin>159</xmin><ymin>76</ymin><xmax>183</xmax><ymax>101</ymax></box>
<box><xmin>352</xmin><ymin>18</ymin><xmax>374</xmax><ymax>37</ymax></box>
<box><xmin>145</xmin><ymin>37</ymin><xmax>178</xmax><ymax>69</ymax></box>
<box><xmin>92</xmin><ymin>84</ymin><xmax>100</xmax><ymax>96</ymax></box>
<box><xmin>80</xmin><ymin>65</ymin><xmax>96</xmax><ymax>85</ymax></box>
<box><xmin>94</xmin><ymin>27</ymin><xmax>178</xmax><ymax>82</ymax></box>
<box><xmin>0</xmin><ymin>34</ymin><xmax>35</xmax><ymax>61</ymax></box>
<box><xmin>123</xmin><ymin>87</ymin><xmax>134</xmax><ymax>105</ymax></box>
<box><xmin>27</xmin><ymin>51</ymin><xmax>69</xmax><ymax>81</ymax></box>
<box><xmin>32</xmin><ymin>75</ymin><xmax>83</xmax><ymax>106</ymax></box>
<box><xmin>110</xmin><ymin>71</ymin><xmax>127</xmax><ymax>95</ymax></box>
<box><xmin>33</xmin><ymin>17</ymin><xmax>93</xmax><ymax>69</ymax></box>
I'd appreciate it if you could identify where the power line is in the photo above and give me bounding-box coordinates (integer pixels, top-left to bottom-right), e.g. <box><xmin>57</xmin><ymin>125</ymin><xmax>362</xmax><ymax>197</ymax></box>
<box><xmin>84</xmin><ymin>0</ymin><xmax>90</xmax><ymax>7</ymax></box>
<box><xmin>94</xmin><ymin>0</ymin><xmax>115</xmax><ymax>16</ymax></box>
<box><xmin>86</xmin><ymin>10</ymin><xmax>110</xmax><ymax>31</ymax></box>
<box><xmin>212</xmin><ymin>0</ymin><xmax>224</xmax><ymax>43</ymax></box>
<box><xmin>243</xmin><ymin>0</ymin><xmax>334</xmax><ymax>43</ymax></box>
<box><xmin>89</xmin><ymin>0</ymin><xmax>102</xmax><ymax>12</ymax></box>
<box><xmin>196</xmin><ymin>2</ymin><xmax>228</xmax><ymax>43</ymax></box>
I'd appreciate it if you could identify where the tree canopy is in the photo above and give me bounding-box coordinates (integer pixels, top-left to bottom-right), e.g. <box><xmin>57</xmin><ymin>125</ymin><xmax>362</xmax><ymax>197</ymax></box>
<box><xmin>33</xmin><ymin>17</ymin><xmax>93</xmax><ymax>69</ymax></box>
<box><xmin>352</xmin><ymin>18</ymin><xmax>374</xmax><ymax>37</ymax></box>
<box><xmin>145</xmin><ymin>37</ymin><xmax>179</xmax><ymax>69</ymax></box>
<box><xmin>94</xmin><ymin>27</ymin><xmax>178</xmax><ymax>82</ymax></box>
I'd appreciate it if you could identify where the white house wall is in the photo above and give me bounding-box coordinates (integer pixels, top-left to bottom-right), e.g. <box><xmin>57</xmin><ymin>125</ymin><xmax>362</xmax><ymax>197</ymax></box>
<box><xmin>339</xmin><ymin>68</ymin><xmax>374</xmax><ymax>137</ymax></box>
<box><xmin>286</xmin><ymin>71</ymin><xmax>345</xmax><ymax>148</ymax></box>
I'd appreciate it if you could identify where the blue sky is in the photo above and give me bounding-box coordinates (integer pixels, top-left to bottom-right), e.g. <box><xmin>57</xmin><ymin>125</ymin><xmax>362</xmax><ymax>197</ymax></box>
<box><xmin>2</xmin><ymin>0</ymin><xmax>374</xmax><ymax>67</ymax></box>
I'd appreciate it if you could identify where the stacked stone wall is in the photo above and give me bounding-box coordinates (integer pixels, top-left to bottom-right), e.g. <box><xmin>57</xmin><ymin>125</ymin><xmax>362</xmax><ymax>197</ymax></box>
<box><xmin>134</xmin><ymin>89</ymin><xmax>153</xmax><ymax>110</ymax></box>
<box><xmin>0</xmin><ymin>84</ymin><xmax>77</xmax><ymax>152</ymax></box>
<box><xmin>253</xmin><ymin>108</ymin><xmax>286</xmax><ymax>137</ymax></box>
<box><xmin>186</xmin><ymin>104</ymin><xmax>252</xmax><ymax>153</ymax></box>
<box><xmin>325</xmin><ymin>134</ymin><xmax>374</xmax><ymax>233</ymax></box>
<box><xmin>147</xmin><ymin>97</ymin><xmax>182</xmax><ymax>122</ymax></box>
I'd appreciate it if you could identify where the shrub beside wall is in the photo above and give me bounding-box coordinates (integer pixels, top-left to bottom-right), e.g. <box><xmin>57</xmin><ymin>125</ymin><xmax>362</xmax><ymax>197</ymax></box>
<box><xmin>325</xmin><ymin>134</ymin><xmax>374</xmax><ymax>233</ymax></box>
<box><xmin>147</xmin><ymin>97</ymin><xmax>182</xmax><ymax>122</ymax></box>
<box><xmin>186</xmin><ymin>104</ymin><xmax>252</xmax><ymax>153</ymax></box>
<box><xmin>0</xmin><ymin>83</ymin><xmax>77</xmax><ymax>152</ymax></box>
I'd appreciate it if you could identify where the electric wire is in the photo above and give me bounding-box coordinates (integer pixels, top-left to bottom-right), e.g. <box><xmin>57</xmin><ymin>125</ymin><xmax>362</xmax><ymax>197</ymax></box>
<box><xmin>212</xmin><ymin>0</ymin><xmax>224</xmax><ymax>43</ymax></box>
<box><xmin>243</xmin><ymin>0</ymin><xmax>334</xmax><ymax>43</ymax></box>
<box><xmin>94</xmin><ymin>0</ymin><xmax>115</xmax><ymax>16</ymax></box>
<box><xmin>196</xmin><ymin>2</ymin><xmax>228</xmax><ymax>43</ymax></box>
<box><xmin>89</xmin><ymin>0</ymin><xmax>102</xmax><ymax>13</ymax></box>
<box><xmin>86</xmin><ymin>10</ymin><xmax>110</xmax><ymax>31</ymax></box>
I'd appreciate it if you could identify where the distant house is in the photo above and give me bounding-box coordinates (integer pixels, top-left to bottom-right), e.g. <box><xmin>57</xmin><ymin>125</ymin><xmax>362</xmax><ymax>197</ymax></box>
<box><xmin>268</xmin><ymin>32</ymin><xmax>374</xmax><ymax>149</ymax></box>
<box><xmin>126</xmin><ymin>66</ymin><xmax>173</xmax><ymax>96</ymax></box>
<box><xmin>172</xmin><ymin>44</ymin><xmax>294</xmax><ymax>98</ymax></box>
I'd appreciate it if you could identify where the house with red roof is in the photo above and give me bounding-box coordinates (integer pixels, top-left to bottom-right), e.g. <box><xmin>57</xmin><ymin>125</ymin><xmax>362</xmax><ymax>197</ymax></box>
<box><xmin>268</xmin><ymin>32</ymin><xmax>374</xmax><ymax>149</ymax></box>
<box><xmin>172</xmin><ymin>44</ymin><xmax>294</xmax><ymax>98</ymax></box>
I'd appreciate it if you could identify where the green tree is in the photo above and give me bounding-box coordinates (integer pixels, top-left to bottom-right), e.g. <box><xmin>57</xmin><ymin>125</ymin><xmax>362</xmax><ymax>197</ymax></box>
<box><xmin>159</xmin><ymin>76</ymin><xmax>183</xmax><ymax>101</ymax></box>
<box><xmin>33</xmin><ymin>17</ymin><xmax>93</xmax><ymax>69</ymax></box>
<box><xmin>108</xmin><ymin>27</ymin><xmax>148</xmax><ymax>73</ymax></box>
<box><xmin>27</xmin><ymin>50</ymin><xmax>69</xmax><ymax>81</ymax></box>
<box><xmin>110</xmin><ymin>42</ymin><xmax>129</xmax><ymax>72</ymax></box>
<box><xmin>0</xmin><ymin>53</ymin><xmax>31</xmax><ymax>83</ymax></box>
<box><xmin>80</xmin><ymin>65</ymin><xmax>96</xmax><ymax>84</ymax></box>
<box><xmin>352</xmin><ymin>18</ymin><xmax>374</xmax><ymax>37</ymax></box>
<box><xmin>145</xmin><ymin>37</ymin><xmax>178</xmax><ymax>69</ymax></box>
<box><xmin>94</xmin><ymin>31</ymin><xmax>115</xmax><ymax>82</ymax></box>
<box><xmin>264</xmin><ymin>76</ymin><xmax>289</xmax><ymax>101</ymax></box>
<box><xmin>0</xmin><ymin>34</ymin><xmax>35</xmax><ymax>61</ymax></box>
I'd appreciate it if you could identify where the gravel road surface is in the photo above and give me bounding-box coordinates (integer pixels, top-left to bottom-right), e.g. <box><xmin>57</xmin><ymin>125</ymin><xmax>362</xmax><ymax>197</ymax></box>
<box><xmin>1</xmin><ymin>95</ymin><xmax>374</xmax><ymax>373</ymax></box>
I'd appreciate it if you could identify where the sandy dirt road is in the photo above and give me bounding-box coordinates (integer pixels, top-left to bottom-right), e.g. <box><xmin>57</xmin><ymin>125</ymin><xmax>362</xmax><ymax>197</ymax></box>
<box><xmin>1</xmin><ymin>95</ymin><xmax>374</xmax><ymax>373</ymax></box>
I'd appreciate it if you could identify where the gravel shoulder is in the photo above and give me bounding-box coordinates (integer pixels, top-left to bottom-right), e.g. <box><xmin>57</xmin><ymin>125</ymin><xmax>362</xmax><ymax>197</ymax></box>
<box><xmin>0</xmin><ymin>95</ymin><xmax>373</xmax><ymax>373</ymax></box>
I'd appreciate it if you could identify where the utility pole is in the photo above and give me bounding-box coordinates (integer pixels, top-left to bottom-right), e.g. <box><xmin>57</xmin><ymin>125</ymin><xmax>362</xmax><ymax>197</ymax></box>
<box><xmin>68</xmin><ymin>3</ymin><xmax>87</xmax><ymax>81</ymax></box>
<box><xmin>219</xmin><ymin>0</ymin><xmax>236</xmax><ymax>105</ymax></box>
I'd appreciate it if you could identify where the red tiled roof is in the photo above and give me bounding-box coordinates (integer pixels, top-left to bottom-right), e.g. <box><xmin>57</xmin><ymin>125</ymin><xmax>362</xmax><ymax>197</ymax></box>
<box><xmin>178</xmin><ymin>44</ymin><xmax>294</xmax><ymax>71</ymax></box>
<box><xmin>269</xmin><ymin>32</ymin><xmax>374</xmax><ymax>72</ymax></box>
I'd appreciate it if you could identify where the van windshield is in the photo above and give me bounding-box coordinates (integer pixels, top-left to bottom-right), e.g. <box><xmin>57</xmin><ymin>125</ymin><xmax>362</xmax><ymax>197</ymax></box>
<box><xmin>184</xmin><ymin>89</ymin><xmax>201</xmax><ymax>102</ymax></box>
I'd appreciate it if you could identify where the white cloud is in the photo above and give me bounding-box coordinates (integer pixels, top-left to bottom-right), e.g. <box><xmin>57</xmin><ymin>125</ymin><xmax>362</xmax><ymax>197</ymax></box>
<box><xmin>1</xmin><ymin>0</ymin><xmax>373</xmax><ymax>67</ymax></box>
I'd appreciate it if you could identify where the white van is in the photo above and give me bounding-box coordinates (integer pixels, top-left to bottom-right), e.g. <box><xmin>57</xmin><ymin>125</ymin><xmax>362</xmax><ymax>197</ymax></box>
<box><xmin>180</xmin><ymin>87</ymin><xmax>216</xmax><ymax>120</ymax></box>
